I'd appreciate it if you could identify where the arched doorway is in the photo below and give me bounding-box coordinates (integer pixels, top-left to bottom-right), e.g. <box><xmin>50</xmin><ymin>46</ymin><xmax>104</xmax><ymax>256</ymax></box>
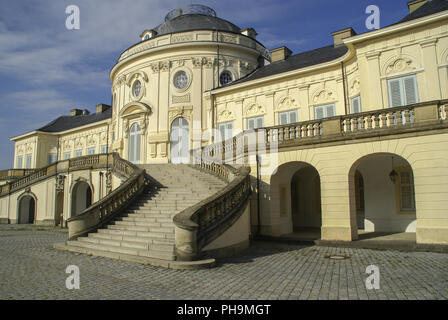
<box><xmin>18</xmin><ymin>195</ymin><xmax>35</xmax><ymax>224</ymax></box>
<box><xmin>128</xmin><ymin>122</ymin><xmax>141</xmax><ymax>164</ymax></box>
<box><xmin>350</xmin><ymin>153</ymin><xmax>416</xmax><ymax>239</ymax></box>
<box><xmin>170</xmin><ymin>117</ymin><xmax>190</xmax><ymax>164</ymax></box>
<box><xmin>269</xmin><ymin>161</ymin><xmax>322</xmax><ymax>239</ymax></box>
<box><xmin>71</xmin><ymin>181</ymin><xmax>93</xmax><ymax>216</ymax></box>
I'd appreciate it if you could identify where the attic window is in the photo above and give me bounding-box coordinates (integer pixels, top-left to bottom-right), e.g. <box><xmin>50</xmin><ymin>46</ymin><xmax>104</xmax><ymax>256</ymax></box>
<box><xmin>144</xmin><ymin>34</ymin><xmax>150</xmax><ymax>40</ymax></box>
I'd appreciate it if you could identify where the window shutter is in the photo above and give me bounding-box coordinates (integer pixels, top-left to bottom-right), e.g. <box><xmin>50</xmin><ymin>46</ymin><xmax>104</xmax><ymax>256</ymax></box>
<box><xmin>279</xmin><ymin>113</ymin><xmax>288</xmax><ymax>125</ymax></box>
<box><xmin>226</xmin><ymin>122</ymin><xmax>233</xmax><ymax>140</ymax></box>
<box><xmin>351</xmin><ymin>96</ymin><xmax>361</xmax><ymax>114</ymax></box>
<box><xmin>326</xmin><ymin>104</ymin><xmax>336</xmax><ymax>117</ymax></box>
<box><xmin>389</xmin><ymin>79</ymin><xmax>403</xmax><ymax>107</ymax></box>
<box><xmin>257</xmin><ymin>117</ymin><xmax>264</xmax><ymax>129</ymax></box>
<box><xmin>290</xmin><ymin>111</ymin><xmax>298</xmax><ymax>123</ymax></box>
<box><xmin>247</xmin><ymin>118</ymin><xmax>254</xmax><ymax>130</ymax></box>
<box><xmin>400</xmin><ymin>171</ymin><xmax>415</xmax><ymax>210</ymax></box>
<box><xmin>219</xmin><ymin>125</ymin><xmax>226</xmax><ymax>141</ymax></box>
<box><xmin>315</xmin><ymin>107</ymin><xmax>324</xmax><ymax>119</ymax></box>
<box><xmin>404</xmin><ymin>76</ymin><xmax>418</xmax><ymax>105</ymax></box>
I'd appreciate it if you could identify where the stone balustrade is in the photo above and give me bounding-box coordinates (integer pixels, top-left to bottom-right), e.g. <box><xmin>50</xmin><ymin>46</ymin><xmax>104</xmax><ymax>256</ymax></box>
<box><xmin>67</xmin><ymin>154</ymin><xmax>147</xmax><ymax>240</ymax></box>
<box><xmin>173</xmin><ymin>156</ymin><xmax>251</xmax><ymax>261</ymax></box>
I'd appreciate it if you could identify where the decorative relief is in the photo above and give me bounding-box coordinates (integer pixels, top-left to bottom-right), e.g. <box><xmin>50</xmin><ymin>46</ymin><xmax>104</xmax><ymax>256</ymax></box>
<box><xmin>150</xmin><ymin>62</ymin><xmax>160</xmax><ymax>73</ymax></box>
<box><xmin>126</xmin><ymin>71</ymin><xmax>148</xmax><ymax>86</ymax></box>
<box><xmin>87</xmin><ymin>135</ymin><xmax>96</xmax><ymax>146</ymax></box>
<box><xmin>74</xmin><ymin>138</ymin><xmax>84</xmax><ymax>149</ymax></box>
<box><xmin>140</xmin><ymin>115</ymin><xmax>148</xmax><ymax>135</ymax></box>
<box><xmin>160</xmin><ymin>61</ymin><xmax>171</xmax><ymax>72</ymax></box>
<box><xmin>172</xmin><ymin>93</ymin><xmax>191</xmax><ymax>104</ymax></box>
<box><xmin>243</xmin><ymin>103</ymin><xmax>265</xmax><ymax>117</ymax></box>
<box><xmin>124</xmin><ymin>119</ymin><xmax>130</xmax><ymax>138</ymax></box>
<box><xmin>55</xmin><ymin>175</ymin><xmax>65</xmax><ymax>193</ymax></box>
<box><xmin>168</xmin><ymin>106</ymin><xmax>193</xmax><ymax>124</ymax></box>
<box><xmin>382</xmin><ymin>54</ymin><xmax>419</xmax><ymax>76</ymax></box>
<box><xmin>239</xmin><ymin>60</ymin><xmax>254</xmax><ymax>71</ymax></box>
<box><xmin>112</xmin><ymin>75</ymin><xmax>126</xmax><ymax>90</ymax></box>
<box><xmin>275</xmin><ymin>96</ymin><xmax>298</xmax><ymax>111</ymax></box>
<box><xmin>26</xmin><ymin>144</ymin><xmax>33</xmax><ymax>153</ymax></box>
<box><xmin>350</xmin><ymin>78</ymin><xmax>361</xmax><ymax>95</ymax></box>
<box><xmin>219</xmin><ymin>34</ymin><xmax>237</xmax><ymax>44</ymax></box>
<box><xmin>17</xmin><ymin>146</ymin><xmax>24</xmax><ymax>155</ymax></box>
<box><xmin>172</xmin><ymin>34</ymin><xmax>194</xmax><ymax>43</ymax></box>
<box><xmin>312</xmin><ymin>88</ymin><xmax>337</xmax><ymax>104</ymax></box>
<box><xmin>218</xmin><ymin>108</ymin><xmax>235</xmax><ymax>122</ymax></box>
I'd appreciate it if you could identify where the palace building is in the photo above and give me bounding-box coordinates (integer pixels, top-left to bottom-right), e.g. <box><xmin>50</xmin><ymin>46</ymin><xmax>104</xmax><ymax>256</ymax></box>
<box><xmin>1</xmin><ymin>0</ymin><xmax>448</xmax><ymax>266</ymax></box>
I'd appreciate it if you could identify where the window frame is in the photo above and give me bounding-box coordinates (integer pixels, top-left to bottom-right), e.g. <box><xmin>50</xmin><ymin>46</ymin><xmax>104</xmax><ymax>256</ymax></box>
<box><xmin>314</xmin><ymin>103</ymin><xmax>336</xmax><ymax>120</ymax></box>
<box><xmin>387</xmin><ymin>74</ymin><xmax>419</xmax><ymax>108</ymax></box>
<box><xmin>394</xmin><ymin>166</ymin><xmax>416</xmax><ymax>214</ymax></box>
<box><xmin>87</xmin><ymin>147</ymin><xmax>96</xmax><ymax>155</ymax></box>
<box><xmin>350</xmin><ymin>95</ymin><xmax>362</xmax><ymax>114</ymax></box>
<box><xmin>16</xmin><ymin>155</ymin><xmax>23</xmax><ymax>169</ymax></box>
<box><xmin>74</xmin><ymin>150</ymin><xmax>83</xmax><ymax>158</ymax></box>
<box><xmin>278</xmin><ymin>110</ymin><xmax>298</xmax><ymax>125</ymax></box>
<box><xmin>246</xmin><ymin>116</ymin><xmax>264</xmax><ymax>130</ymax></box>
<box><xmin>218</xmin><ymin>121</ymin><xmax>234</xmax><ymax>142</ymax></box>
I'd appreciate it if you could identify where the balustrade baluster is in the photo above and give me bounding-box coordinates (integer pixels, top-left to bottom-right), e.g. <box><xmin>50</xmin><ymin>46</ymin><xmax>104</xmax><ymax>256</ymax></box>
<box><xmin>403</xmin><ymin>109</ymin><xmax>411</xmax><ymax>125</ymax></box>
<box><xmin>366</xmin><ymin>116</ymin><xmax>373</xmax><ymax>130</ymax></box>
<box><xmin>350</xmin><ymin>118</ymin><xmax>357</xmax><ymax>132</ymax></box>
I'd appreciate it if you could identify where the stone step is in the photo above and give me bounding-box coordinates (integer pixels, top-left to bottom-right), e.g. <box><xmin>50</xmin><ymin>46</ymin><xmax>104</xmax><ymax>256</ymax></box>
<box><xmin>107</xmin><ymin>224</ymin><xmax>175</xmax><ymax>234</ymax></box>
<box><xmin>89</xmin><ymin>232</ymin><xmax>175</xmax><ymax>246</ymax></box>
<box><xmin>79</xmin><ymin>237</ymin><xmax>175</xmax><ymax>253</ymax></box>
<box><xmin>98</xmin><ymin>228</ymin><xmax>175</xmax><ymax>240</ymax></box>
<box><xmin>65</xmin><ymin>240</ymin><xmax>175</xmax><ymax>261</ymax></box>
<box><xmin>120</xmin><ymin>216</ymin><xmax>173</xmax><ymax>223</ymax></box>
<box><xmin>112</xmin><ymin>220</ymin><xmax>174</xmax><ymax>228</ymax></box>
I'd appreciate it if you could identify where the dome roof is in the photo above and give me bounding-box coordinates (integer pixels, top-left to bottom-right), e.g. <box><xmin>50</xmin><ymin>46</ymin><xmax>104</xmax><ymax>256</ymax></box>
<box><xmin>153</xmin><ymin>5</ymin><xmax>241</xmax><ymax>36</ymax></box>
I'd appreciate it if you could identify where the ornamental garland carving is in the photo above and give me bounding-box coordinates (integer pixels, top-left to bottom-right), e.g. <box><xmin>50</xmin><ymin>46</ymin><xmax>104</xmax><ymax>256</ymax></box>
<box><xmin>168</xmin><ymin>106</ymin><xmax>193</xmax><ymax>124</ymax></box>
<box><xmin>217</xmin><ymin>108</ymin><xmax>235</xmax><ymax>122</ymax></box>
<box><xmin>275</xmin><ymin>96</ymin><xmax>298</xmax><ymax>112</ymax></box>
<box><xmin>126</xmin><ymin>71</ymin><xmax>149</xmax><ymax>86</ymax></box>
<box><xmin>350</xmin><ymin>78</ymin><xmax>360</xmax><ymax>95</ymax></box>
<box><xmin>382</xmin><ymin>54</ymin><xmax>419</xmax><ymax>76</ymax></box>
<box><xmin>312</xmin><ymin>88</ymin><xmax>337</xmax><ymax>104</ymax></box>
<box><xmin>243</xmin><ymin>103</ymin><xmax>265</xmax><ymax>117</ymax></box>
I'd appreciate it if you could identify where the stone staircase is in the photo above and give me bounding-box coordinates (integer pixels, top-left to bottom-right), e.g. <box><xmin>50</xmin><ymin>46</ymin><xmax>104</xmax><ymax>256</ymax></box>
<box><xmin>55</xmin><ymin>164</ymin><xmax>226</xmax><ymax>268</ymax></box>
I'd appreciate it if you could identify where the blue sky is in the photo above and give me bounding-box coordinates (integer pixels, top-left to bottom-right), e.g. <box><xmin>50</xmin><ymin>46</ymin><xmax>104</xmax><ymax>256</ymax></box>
<box><xmin>0</xmin><ymin>0</ymin><xmax>412</xmax><ymax>169</ymax></box>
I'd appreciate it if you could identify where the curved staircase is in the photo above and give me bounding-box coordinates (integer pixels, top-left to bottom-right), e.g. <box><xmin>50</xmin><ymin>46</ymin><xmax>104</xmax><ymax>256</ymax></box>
<box><xmin>54</xmin><ymin>164</ymin><xmax>226</xmax><ymax>268</ymax></box>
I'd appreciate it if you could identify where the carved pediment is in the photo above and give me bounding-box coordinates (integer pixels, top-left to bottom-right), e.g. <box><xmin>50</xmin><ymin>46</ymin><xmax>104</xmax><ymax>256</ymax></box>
<box><xmin>218</xmin><ymin>108</ymin><xmax>235</xmax><ymax>121</ymax></box>
<box><xmin>244</xmin><ymin>104</ymin><xmax>265</xmax><ymax>117</ymax></box>
<box><xmin>382</xmin><ymin>55</ymin><xmax>419</xmax><ymax>76</ymax></box>
<box><xmin>275</xmin><ymin>96</ymin><xmax>297</xmax><ymax>111</ymax></box>
<box><xmin>312</xmin><ymin>88</ymin><xmax>337</xmax><ymax>104</ymax></box>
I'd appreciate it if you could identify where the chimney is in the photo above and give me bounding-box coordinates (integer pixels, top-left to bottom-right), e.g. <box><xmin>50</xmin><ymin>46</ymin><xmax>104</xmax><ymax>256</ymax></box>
<box><xmin>70</xmin><ymin>109</ymin><xmax>83</xmax><ymax>116</ymax></box>
<box><xmin>96</xmin><ymin>104</ymin><xmax>111</xmax><ymax>114</ymax></box>
<box><xmin>269</xmin><ymin>46</ymin><xmax>292</xmax><ymax>63</ymax></box>
<box><xmin>407</xmin><ymin>0</ymin><xmax>428</xmax><ymax>14</ymax></box>
<box><xmin>240</xmin><ymin>28</ymin><xmax>258</xmax><ymax>39</ymax></box>
<box><xmin>331</xmin><ymin>27</ymin><xmax>357</xmax><ymax>47</ymax></box>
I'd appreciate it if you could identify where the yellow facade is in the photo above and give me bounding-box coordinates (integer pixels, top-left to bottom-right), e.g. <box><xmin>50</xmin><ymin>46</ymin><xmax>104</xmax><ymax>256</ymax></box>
<box><xmin>4</xmin><ymin>1</ymin><xmax>448</xmax><ymax>246</ymax></box>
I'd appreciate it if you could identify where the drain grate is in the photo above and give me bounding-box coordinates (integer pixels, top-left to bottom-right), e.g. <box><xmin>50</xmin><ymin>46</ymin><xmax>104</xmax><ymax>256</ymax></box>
<box><xmin>325</xmin><ymin>255</ymin><xmax>350</xmax><ymax>260</ymax></box>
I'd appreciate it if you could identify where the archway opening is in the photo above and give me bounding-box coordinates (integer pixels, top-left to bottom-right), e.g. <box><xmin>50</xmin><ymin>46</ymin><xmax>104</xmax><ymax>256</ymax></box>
<box><xmin>170</xmin><ymin>117</ymin><xmax>190</xmax><ymax>164</ymax></box>
<box><xmin>350</xmin><ymin>153</ymin><xmax>416</xmax><ymax>242</ymax></box>
<box><xmin>269</xmin><ymin>161</ymin><xmax>322</xmax><ymax>240</ymax></box>
<box><xmin>71</xmin><ymin>181</ymin><xmax>93</xmax><ymax>217</ymax></box>
<box><xmin>18</xmin><ymin>195</ymin><xmax>35</xmax><ymax>224</ymax></box>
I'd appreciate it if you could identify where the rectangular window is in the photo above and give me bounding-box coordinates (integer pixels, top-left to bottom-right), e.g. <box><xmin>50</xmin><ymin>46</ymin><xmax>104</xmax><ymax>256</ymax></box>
<box><xmin>399</xmin><ymin>171</ymin><xmax>416</xmax><ymax>211</ymax></box>
<box><xmin>64</xmin><ymin>152</ymin><xmax>71</xmax><ymax>160</ymax></box>
<box><xmin>351</xmin><ymin>96</ymin><xmax>362</xmax><ymax>114</ymax></box>
<box><xmin>25</xmin><ymin>154</ymin><xmax>32</xmax><ymax>169</ymax></box>
<box><xmin>47</xmin><ymin>153</ymin><xmax>57</xmax><ymax>165</ymax></box>
<box><xmin>87</xmin><ymin>147</ymin><xmax>95</xmax><ymax>155</ymax></box>
<box><xmin>388</xmin><ymin>75</ymin><xmax>419</xmax><ymax>107</ymax></box>
<box><xmin>74</xmin><ymin>150</ymin><xmax>82</xmax><ymax>158</ymax></box>
<box><xmin>16</xmin><ymin>156</ymin><xmax>23</xmax><ymax>169</ymax></box>
<box><xmin>100</xmin><ymin>145</ymin><xmax>108</xmax><ymax>154</ymax></box>
<box><xmin>278</xmin><ymin>110</ymin><xmax>298</xmax><ymax>125</ymax></box>
<box><xmin>247</xmin><ymin>116</ymin><xmax>264</xmax><ymax>130</ymax></box>
<box><xmin>218</xmin><ymin>122</ymin><xmax>233</xmax><ymax>141</ymax></box>
<box><xmin>314</xmin><ymin>104</ymin><xmax>336</xmax><ymax>120</ymax></box>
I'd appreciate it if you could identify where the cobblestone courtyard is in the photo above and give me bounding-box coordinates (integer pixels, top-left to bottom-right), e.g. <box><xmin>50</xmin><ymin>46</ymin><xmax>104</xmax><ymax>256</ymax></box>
<box><xmin>0</xmin><ymin>226</ymin><xmax>447</xmax><ymax>300</ymax></box>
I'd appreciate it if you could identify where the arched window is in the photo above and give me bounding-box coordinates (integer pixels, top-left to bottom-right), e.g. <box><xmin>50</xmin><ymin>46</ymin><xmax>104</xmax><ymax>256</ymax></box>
<box><xmin>129</xmin><ymin>122</ymin><xmax>141</xmax><ymax>163</ymax></box>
